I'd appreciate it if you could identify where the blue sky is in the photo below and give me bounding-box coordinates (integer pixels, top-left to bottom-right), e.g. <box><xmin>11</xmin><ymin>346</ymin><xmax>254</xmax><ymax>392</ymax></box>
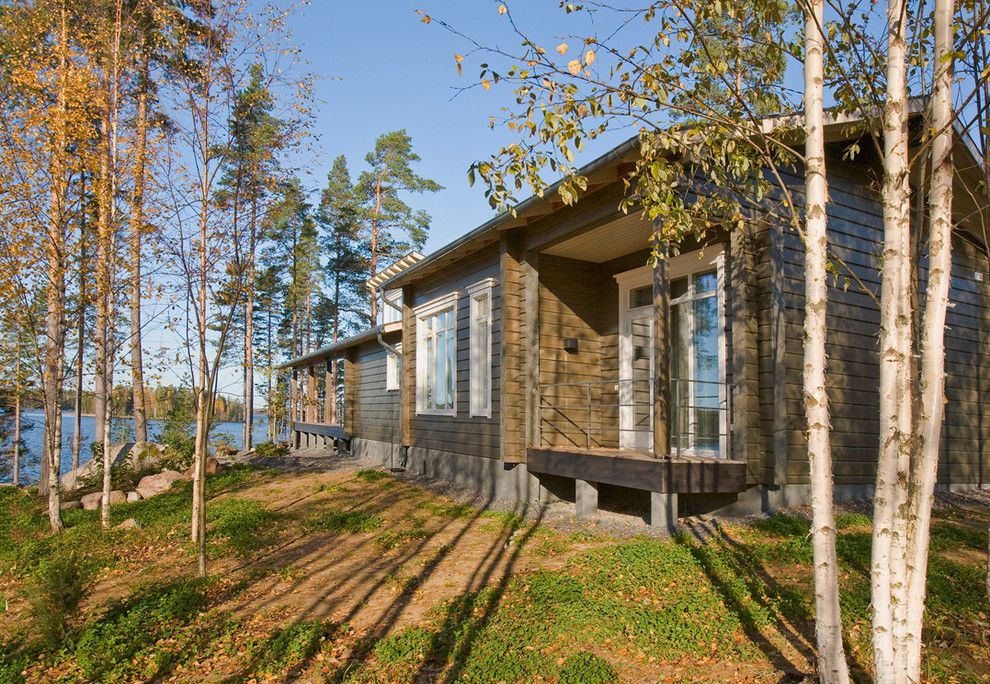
<box><xmin>276</xmin><ymin>0</ymin><xmax>635</xmax><ymax>252</ymax></box>
<box><xmin>151</xmin><ymin>1</ymin><xmax>646</xmax><ymax>398</ymax></box>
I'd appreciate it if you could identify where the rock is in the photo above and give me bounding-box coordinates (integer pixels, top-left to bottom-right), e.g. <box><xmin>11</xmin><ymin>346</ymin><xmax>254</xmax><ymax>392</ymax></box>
<box><xmin>182</xmin><ymin>457</ymin><xmax>222</xmax><ymax>479</ymax></box>
<box><xmin>60</xmin><ymin>442</ymin><xmax>135</xmax><ymax>491</ymax></box>
<box><xmin>135</xmin><ymin>469</ymin><xmax>184</xmax><ymax>500</ymax></box>
<box><xmin>61</xmin><ymin>500</ymin><xmax>82</xmax><ymax>510</ymax></box>
<box><xmin>126</xmin><ymin>491</ymin><xmax>142</xmax><ymax>503</ymax></box>
<box><xmin>127</xmin><ymin>442</ymin><xmax>166</xmax><ymax>472</ymax></box>
<box><xmin>115</xmin><ymin>518</ymin><xmax>141</xmax><ymax>530</ymax></box>
<box><xmin>80</xmin><ymin>492</ymin><xmax>102</xmax><ymax>510</ymax></box>
<box><xmin>108</xmin><ymin>490</ymin><xmax>126</xmax><ymax>505</ymax></box>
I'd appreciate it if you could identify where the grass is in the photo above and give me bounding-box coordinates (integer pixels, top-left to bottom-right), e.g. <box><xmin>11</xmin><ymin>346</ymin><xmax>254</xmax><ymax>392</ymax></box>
<box><xmin>305</xmin><ymin>509</ymin><xmax>383</xmax><ymax>534</ymax></box>
<box><xmin>354</xmin><ymin>469</ymin><xmax>391</xmax><ymax>483</ymax></box>
<box><xmin>2</xmin><ymin>470</ymin><xmax>988</xmax><ymax>684</ymax></box>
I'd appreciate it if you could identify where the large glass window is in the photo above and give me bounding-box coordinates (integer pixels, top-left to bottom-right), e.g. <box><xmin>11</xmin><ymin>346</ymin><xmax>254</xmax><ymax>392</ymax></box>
<box><xmin>416</xmin><ymin>296</ymin><xmax>457</xmax><ymax>415</ymax></box>
<box><xmin>671</xmin><ymin>268</ymin><xmax>722</xmax><ymax>453</ymax></box>
<box><xmin>469</xmin><ymin>283</ymin><xmax>493</xmax><ymax>417</ymax></box>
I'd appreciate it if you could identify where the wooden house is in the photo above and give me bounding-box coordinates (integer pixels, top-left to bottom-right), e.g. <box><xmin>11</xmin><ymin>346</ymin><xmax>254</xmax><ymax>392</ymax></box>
<box><xmin>281</xmin><ymin>113</ymin><xmax>990</xmax><ymax>529</ymax></box>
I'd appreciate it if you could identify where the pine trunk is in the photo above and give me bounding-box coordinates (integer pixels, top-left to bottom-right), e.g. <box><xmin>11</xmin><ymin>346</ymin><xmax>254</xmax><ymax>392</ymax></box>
<box><xmin>803</xmin><ymin>1</ymin><xmax>850</xmax><ymax>679</ymax></box>
<box><xmin>872</xmin><ymin>0</ymin><xmax>914</xmax><ymax>678</ymax></box>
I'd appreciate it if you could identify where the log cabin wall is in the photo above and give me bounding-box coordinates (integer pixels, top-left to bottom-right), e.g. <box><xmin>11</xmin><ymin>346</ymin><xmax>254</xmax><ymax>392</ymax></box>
<box><xmin>537</xmin><ymin>254</ymin><xmax>609</xmax><ymax>449</ymax></box>
<box><xmin>352</xmin><ymin>340</ymin><xmax>401</xmax><ymax>445</ymax></box>
<box><xmin>772</xmin><ymin>154</ymin><xmax>990</xmax><ymax>489</ymax></box>
<box><xmin>407</xmin><ymin>243</ymin><xmax>502</xmax><ymax>460</ymax></box>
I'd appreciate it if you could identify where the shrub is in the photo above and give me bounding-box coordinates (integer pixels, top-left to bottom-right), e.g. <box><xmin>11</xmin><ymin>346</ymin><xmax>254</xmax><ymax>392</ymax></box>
<box><xmin>26</xmin><ymin>550</ymin><xmax>92</xmax><ymax>650</ymax></box>
<box><xmin>160</xmin><ymin>394</ymin><xmax>196</xmax><ymax>470</ymax></box>
<box><xmin>254</xmin><ymin>441</ymin><xmax>289</xmax><ymax>459</ymax></box>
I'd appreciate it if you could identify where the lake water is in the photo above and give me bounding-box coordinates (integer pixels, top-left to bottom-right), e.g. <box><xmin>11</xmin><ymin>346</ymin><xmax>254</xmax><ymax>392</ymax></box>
<box><xmin>5</xmin><ymin>410</ymin><xmax>272</xmax><ymax>485</ymax></box>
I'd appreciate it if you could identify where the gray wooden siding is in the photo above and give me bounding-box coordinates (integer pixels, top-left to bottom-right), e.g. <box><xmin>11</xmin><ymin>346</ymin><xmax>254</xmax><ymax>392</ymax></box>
<box><xmin>408</xmin><ymin>244</ymin><xmax>502</xmax><ymax>459</ymax></box>
<box><xmin>773</xmin><ymin>158</ymin><xmax>990</xmax><ymax>487</ymax></box>
<box><xmin>353</xmin><ymin>342</ymin><xmax>400</xmax><ymax>444</ymax></box>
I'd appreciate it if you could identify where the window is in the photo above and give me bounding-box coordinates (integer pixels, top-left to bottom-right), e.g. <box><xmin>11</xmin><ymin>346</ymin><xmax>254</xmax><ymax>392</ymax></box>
<box><xmin>468</xmin><ymin>279</ymin><xmax>494</xmax><ymax>417</ymax></box>
<box><xmin>416</xmin><ymin>294</ymin><xmax>458</xmax><ymax>415</ymax></box>
<box><xmin>386</xmin><ymin>343</ymin><xmax>401</xmax><ymax>391</ymax></box>
<box><xmin>382</xmin><ymin>289</ymin><xmax>402</xmax><ymax>325</ymax></box>
<box><xmin>670</xmin><ymin>267</ymin><xmax>723</xmax><ymax>454</ymax></box>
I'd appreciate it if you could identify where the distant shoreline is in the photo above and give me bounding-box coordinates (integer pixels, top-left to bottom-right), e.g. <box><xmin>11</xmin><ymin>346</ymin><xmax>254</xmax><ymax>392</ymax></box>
<box><xmin>20</xmin><ymin>410</ymin><xmax>269</xmax><ymax>419</ymax></box>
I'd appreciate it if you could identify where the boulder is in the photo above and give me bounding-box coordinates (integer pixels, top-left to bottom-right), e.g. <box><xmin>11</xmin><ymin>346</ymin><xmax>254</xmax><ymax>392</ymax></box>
<box><xmin>80</xmin><ymin>492</ymin><xmax>102</xmax><ymax>511</ymax></box>
<box><xmin>61</xmin><ymin>500</ymin><xmax>82</xmax><ymax>511</ymax></box>
<box><xmin>60</xmin><ymin>442</ymin><xmax>135</xmax><ymax>491</ymax></box>
<box><xmin>127</xmin><ymin>442</ymin><xmax>166</xmax><ymax>472</ymax></box>
<box><xmin>182</xmin><ymin>457</ymin><xmax>222</xmax><ymax>479</ymax></box>
<box><xmin>108</xmin><ymin>490</ymin><xmax>126</xmax><ymax>505</ymax></box>
<box><xmin>135</xmin><ymin>469</ymin><xmax>184</xmax><ymax>500</ymax></box>
<box><xmin>115</xmin><ymin>518</ymin><xmax>141</xmax><ymax>530</ymax></box>
<box><xmin>126</xmin><ymin>491</ymin><xmax>142</xmax><ymax>503</ymax></box>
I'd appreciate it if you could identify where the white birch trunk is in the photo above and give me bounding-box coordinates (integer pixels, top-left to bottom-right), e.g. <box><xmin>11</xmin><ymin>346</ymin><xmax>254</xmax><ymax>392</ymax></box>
<box><xmin>903</xmin><ymin>0</ymin><xmax>956</xmax><ymax>678</ymax></box>
<box><xmin>803</xmin><ymin>1</ymin><xmax>851</xmax><ymax>679</ymax></box>
<box><xmin>873</xmin><ymin>0</ymin><xmax>914</xmax><ymax>678</ymax></box>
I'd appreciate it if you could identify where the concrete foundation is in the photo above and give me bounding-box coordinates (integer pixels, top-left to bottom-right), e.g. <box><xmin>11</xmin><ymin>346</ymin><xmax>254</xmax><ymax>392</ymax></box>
<box><xmin>575</xmin><ymin>480</ymin><xmax>599</xmax><ymax>519</ymax></box>
<box><xmin>650</xmin><ymin>491</ymin><xmax>678</xmax><ymax>532</ymax></box>
<box><xmin>338</xmin><ymin>437</ymin><xmax>990</xmax><ymax>521</ymax></box>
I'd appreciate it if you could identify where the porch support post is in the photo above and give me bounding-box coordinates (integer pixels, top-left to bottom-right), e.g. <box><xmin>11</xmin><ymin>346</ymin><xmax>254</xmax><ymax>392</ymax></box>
<box><xmin>401</xmin><ymin>284</ymin><xmax>415</xmax><ymax>447</ymax></box>
<box><xmin>324</xmin><ymin>360</ymin><xmax>333</xmax><ymax>425</ymax></box>
<box><xmin>650</xmin><ymin>491</ymin><xmax>678</xmax><ymax>533</ymax></box>
<box><xmin>343</xmin><ymin>349</ymin><xmax>357</xmax><ymax>434</ymax></box>
<box><xmin>575</xmin><ymin>479</ymin><xmax>598</xmax><ymax>518</ymax></box>
<box><xmin>289</xmin><ymin>368</ymin><xmax>299</xmax><ymax>425</ymax></box>
<box><xmin>523</xmin><ymin>250</ymin><xmax>541</xmax><ymax>450</ymax></box>
<box><xmin>307</xmin><ymin>364</ymin><xmax>317</xmax><ymax>423</ymax></box>
<box><xmin>652</xmin><ymin>239</ymin><xmax>672</xmax><ymax>459</ymax></box>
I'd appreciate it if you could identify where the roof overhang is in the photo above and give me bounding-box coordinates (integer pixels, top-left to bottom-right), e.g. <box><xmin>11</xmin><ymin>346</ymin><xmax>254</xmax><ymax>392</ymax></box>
<box><xmin>366</xmin><ymin>251</ymin><xmax>426</xmax><ymax>291</ymax></box>
<box><xmin>278</xmin><ymin>326</ymin><xmax>394</xmax><ymax>370</ymax></box>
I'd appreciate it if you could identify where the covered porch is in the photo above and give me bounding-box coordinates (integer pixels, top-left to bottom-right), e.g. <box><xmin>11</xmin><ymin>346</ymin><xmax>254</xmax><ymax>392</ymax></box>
<box><xmin>513</xmin><ymin>208</ymin><xmax>749</xmax><ymax>527</ymax></box>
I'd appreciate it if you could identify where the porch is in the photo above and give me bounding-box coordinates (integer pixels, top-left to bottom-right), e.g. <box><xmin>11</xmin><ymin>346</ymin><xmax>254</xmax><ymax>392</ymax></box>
<box><xmin>515</xmin><ymin>210</ymin><xmax>749</xmax><ymax>527</ymax></box>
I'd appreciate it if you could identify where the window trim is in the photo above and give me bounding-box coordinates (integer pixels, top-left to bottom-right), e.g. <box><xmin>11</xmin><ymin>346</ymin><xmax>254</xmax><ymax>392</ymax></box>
<box><xmin>415</xmin><ymin>292</ymin><xmax>459</xmax><ymax>416</ymax></box>
<box><xmin>385</xmin><ymin>342</ymin><xmax>401</xmax><ymax>392</ymax></box>
<box><xmin>467</xmin><ymin>278</ymin><xmax>495</xmax><ymax>417</ymax></box>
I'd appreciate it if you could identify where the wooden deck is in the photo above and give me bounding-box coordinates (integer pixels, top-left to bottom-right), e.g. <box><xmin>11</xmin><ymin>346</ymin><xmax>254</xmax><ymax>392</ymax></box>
<box><xmin>526</xmin><ymin>446</ymin><xmax>747</xmax><ymax>494</ymax></box>
<box><xmin>290</xmin><ymin>422</ymin><xmax>350</xmax><ymax>440</ymax></box>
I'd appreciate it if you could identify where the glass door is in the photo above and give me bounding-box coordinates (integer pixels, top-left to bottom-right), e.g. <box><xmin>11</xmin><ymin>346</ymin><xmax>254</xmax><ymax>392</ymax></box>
<box><xmin>618</xmin><ymin>247</ymin><xmax>725</xmax><ymax>456</ymax></box>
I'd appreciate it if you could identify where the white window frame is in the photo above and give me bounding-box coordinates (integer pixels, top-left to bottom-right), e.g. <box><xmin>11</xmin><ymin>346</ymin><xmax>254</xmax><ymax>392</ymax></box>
<box><xmin>415</xmin><ymin>292</ymin><xmax>459</xmax><ymax>416</ymax></box>
<box><xmin>467</xmin><ymin>278</ymin><xmax>495</xmax><ymax>418</ymax></box>
<box><xmin>382</xmin><ymin>288</ymin><xmax>403</xmax><ymax>326</ymax></box>
<box><xmin>385</xmin><ymin>342</ymin><xmax>401</xmax><ymax>392</ymax></box>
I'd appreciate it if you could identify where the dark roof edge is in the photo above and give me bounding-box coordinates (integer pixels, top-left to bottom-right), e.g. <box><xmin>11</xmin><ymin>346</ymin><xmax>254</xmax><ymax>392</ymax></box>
<box><xmin>277</xmin><ymin>326</ymin><xmax>384</xmax><ymax>369</ymax></box>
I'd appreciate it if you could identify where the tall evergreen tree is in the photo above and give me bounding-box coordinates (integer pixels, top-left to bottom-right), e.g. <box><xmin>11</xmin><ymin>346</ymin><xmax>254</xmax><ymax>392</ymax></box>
<box><xmin>356</xmin><ymin>130</ymin><xmax>441</xmax><ymax>324</ymax></box>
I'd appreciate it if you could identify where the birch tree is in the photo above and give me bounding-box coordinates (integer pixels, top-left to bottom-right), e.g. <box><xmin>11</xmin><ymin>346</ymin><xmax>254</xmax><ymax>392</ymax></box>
<box><xmin>802</xmin><ymin>0</ymin><xmax>850</xmax><ymax>679</ymax></box>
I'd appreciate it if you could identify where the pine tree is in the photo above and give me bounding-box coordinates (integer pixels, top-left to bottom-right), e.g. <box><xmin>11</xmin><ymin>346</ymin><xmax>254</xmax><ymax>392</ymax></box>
<box><xmin>356</xmin><ymin>131</ymin><xmax>441</xmax><ymax>324</ymax></box>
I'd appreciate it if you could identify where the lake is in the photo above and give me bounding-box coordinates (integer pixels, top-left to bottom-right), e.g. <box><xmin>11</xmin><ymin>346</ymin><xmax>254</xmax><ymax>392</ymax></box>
<box><xmin>4</xmin><ymin>410</ymin><xmax>272</xmax><ymax>485</ymax></box>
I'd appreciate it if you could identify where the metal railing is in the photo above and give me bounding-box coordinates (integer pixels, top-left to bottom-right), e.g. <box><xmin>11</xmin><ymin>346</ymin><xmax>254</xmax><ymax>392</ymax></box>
<box><xmin>538</xmin><ymin>376</ymin><xmax>732</xmax><ymax>458</ymax></box>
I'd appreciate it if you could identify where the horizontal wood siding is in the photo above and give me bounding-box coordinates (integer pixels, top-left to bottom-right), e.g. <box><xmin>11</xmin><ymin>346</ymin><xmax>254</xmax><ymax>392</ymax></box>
<box><xmin>353</xmin><ymin>342</ymin><xmax>400</xmax><ymax>444</ymax></box>
<box><xmin>777</xmin><ymin>157</ymin><xmax>990</xmax><ymax>487</ymax></box>
<box><xmin>409</xmin><ymin>244</ymin><xmax>502</xmax><ymax>459</ymax></box>
<box><xmin>538</xmin><ymin>254</ymin><xmax>608</xmax><ymax>449</ymax></box>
